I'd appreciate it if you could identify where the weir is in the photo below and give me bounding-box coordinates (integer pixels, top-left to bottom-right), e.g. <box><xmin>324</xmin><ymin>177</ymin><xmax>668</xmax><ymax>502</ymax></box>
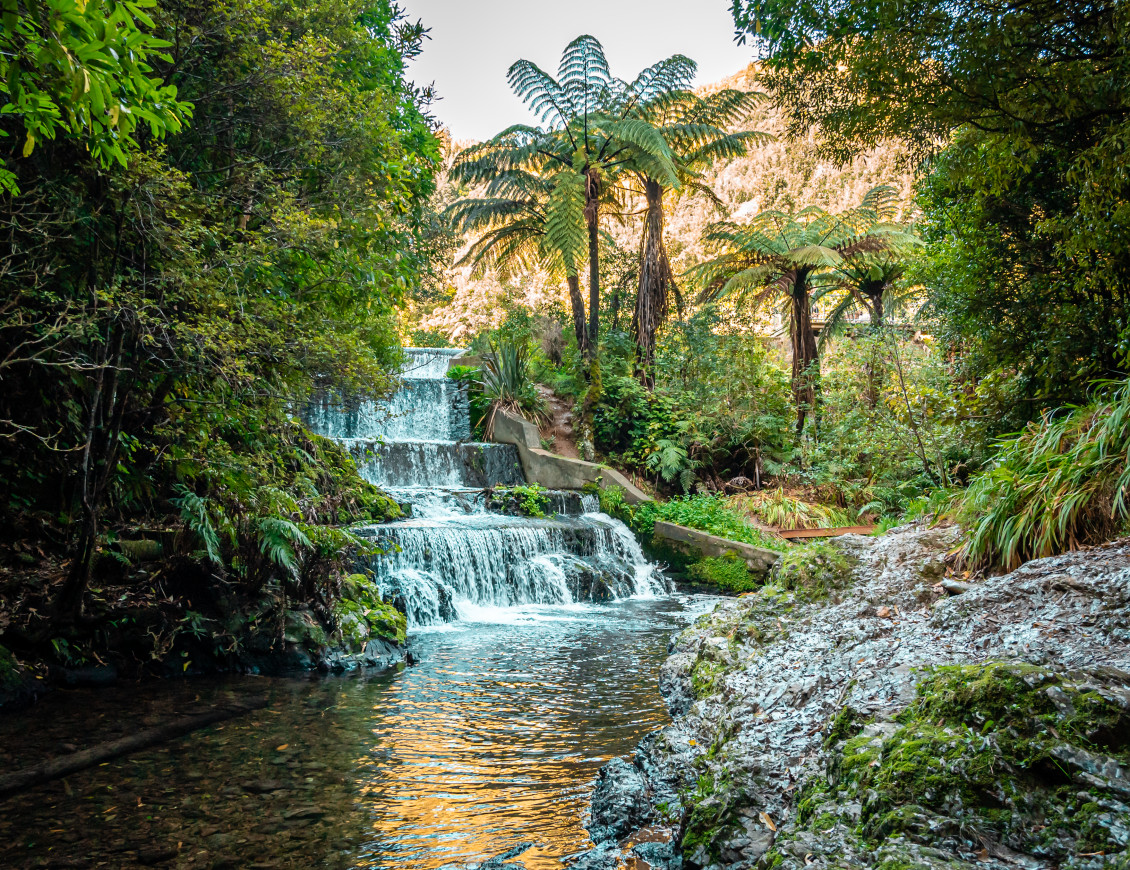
<box><xmin>311</xmin><ymin>348</ymin><xmax>668</xmax><ymax>625</ymax></box>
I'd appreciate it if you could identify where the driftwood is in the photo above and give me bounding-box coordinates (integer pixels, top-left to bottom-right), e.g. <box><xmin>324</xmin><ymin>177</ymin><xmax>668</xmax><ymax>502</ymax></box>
<box><xmin>0</xmin><ymin>698</ymin><xmax>267</xmax><ymax>799</ymax></box>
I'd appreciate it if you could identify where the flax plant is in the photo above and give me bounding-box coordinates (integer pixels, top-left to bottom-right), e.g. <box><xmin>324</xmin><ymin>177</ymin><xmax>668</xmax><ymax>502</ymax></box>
<box><xmin>954</xmin><ymin>380</ymin><xmax>1130</xmax><ymax>570</ymax></box>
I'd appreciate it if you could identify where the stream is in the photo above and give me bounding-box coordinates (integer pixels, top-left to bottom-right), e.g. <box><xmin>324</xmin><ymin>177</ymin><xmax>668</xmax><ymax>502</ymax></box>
<box><xmin>0</xmin><ymin>348</ymin><xmax>706</xmax><ymax>869</ymax></box>
<box><xmin>0</xmin><ymin>597</ymin><xmax>716</xmax><ymax>870</ymax></box>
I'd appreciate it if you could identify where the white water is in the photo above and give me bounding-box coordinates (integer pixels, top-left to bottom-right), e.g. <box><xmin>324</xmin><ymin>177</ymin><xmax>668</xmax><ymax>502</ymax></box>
<box><xmin>314</xmin><ymin>348</ymin><xmax>668</xmax><ymax>625</ymax></box>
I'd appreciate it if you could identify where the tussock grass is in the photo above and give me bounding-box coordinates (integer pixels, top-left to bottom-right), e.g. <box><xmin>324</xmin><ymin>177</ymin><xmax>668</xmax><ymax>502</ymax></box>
<box><xmin>954</xmin><ymin>380</ymin><xmax>1130</xmax><ymax>570</ymax></box>
<box><xmin>727</xmin><ymin>487</ymin><xmax>856</xmax><ymax>530</ymax></box>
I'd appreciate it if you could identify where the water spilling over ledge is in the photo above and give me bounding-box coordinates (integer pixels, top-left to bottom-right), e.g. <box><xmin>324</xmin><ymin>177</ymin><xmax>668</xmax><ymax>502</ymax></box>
<box><xmin>309</xmin><ymin>348</ymin><xmax>668</xmax><ymax>625</ymax></box>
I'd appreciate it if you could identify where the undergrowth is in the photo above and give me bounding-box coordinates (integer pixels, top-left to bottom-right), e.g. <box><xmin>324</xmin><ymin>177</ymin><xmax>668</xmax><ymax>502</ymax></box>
<box><xmin>953</xmin><ymin>378</ymin><xmax>1130</xmax><ymax>569</ymax></box>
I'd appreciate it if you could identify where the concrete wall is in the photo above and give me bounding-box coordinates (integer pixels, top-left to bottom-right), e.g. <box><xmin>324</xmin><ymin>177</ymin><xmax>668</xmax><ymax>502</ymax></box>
<box><xmin>490</xmin><ymin>410</ymin><xmax>652</xmax><ymax>505</ymax></box>
<box><xmin>652</xmin><ymin>520</ymin><xmax>780</xmax><ymax>578</ymax></box>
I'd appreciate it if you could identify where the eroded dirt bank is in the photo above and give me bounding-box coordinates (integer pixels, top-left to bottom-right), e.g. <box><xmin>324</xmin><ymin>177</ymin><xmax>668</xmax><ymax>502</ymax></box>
<box><xmin>576</xmin><ymin>526</ymin><xmax>1130</xmax><ymax>870</ymax></box>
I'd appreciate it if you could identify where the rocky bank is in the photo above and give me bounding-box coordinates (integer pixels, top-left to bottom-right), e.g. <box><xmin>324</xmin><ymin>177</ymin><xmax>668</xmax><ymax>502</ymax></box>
<box><xmin>577</xmin><ymin>525</ymin><xmax>1130</xmax><ymax>870</ymax></box>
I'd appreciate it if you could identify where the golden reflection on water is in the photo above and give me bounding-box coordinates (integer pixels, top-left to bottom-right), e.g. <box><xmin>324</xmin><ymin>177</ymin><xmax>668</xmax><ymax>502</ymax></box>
<box><xmin>0</xmin><ymin>598</ymin><xmax>710</xmax><ymax>870</ymax></box>
<box><xmin>350</xmin><ymin>602</ymin><xmax>686</xmax><ymax>870</ymax></box>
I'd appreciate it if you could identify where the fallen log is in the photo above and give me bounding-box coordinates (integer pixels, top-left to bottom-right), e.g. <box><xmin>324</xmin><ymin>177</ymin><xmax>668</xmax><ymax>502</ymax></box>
<box><xmin>0</xmin><ymin>698</ymin><xmax>267</xmax><ymax>799</ymax></box>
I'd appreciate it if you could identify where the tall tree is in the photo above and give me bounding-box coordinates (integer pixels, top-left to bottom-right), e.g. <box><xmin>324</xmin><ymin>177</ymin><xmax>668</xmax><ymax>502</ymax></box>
<box><xmin>626</xmin><ymin>86</ymin><xmax>769</xmax><ymax>384</ymax></box>
<box><xmin>444</xmin><ymin>169</ymin><xmax>590</xmax><ymax>351</ymax></box>
<box><xmin>449</xmin><ymin>35</ymin><xmax>680</xmax><ymax>362</ymax></box>
<box><xmin>693</xmin><ymin>186</ymin><xmax>909</xmax><ymax>433</ymax></box>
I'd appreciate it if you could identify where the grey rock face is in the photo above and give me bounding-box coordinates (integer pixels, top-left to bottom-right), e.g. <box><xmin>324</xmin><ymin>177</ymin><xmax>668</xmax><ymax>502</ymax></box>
<box><xmin>588</xmin><ymin>757</ymin><xmax>651</xmax><ymax>843</ymax></box>
<box><xmin>578</xmin><ymin>525</ymin><xmax>1130</xmax><ymax>870</ymax></box>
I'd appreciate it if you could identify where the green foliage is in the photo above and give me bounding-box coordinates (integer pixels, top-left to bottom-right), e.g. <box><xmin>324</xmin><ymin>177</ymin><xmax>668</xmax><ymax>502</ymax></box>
<box><xmin>0</xmin><ymin>0</ymin><xmax>190</xmax><ymax>192</ymax></box>
<box><xmin>953</xmin><ymin>379</ymin><xmax>1130</xmax><ymax>570</ymax></box>
<box><xmin>688</xmin><ymin>554</ymin><xmax>759</xmax><ymax>594</ymax></box>
<box><xmin>634</xmin><ymin>494</ymin><xmax>788</xmax><ymax>552</ymax></box>
<box><xmin>770</xmin><ymin>541</ymin><xmax>853</xmax><ymax>600</ymax></box>
<box><xmin>0</xmin><ymin>0</ymin><xmax>439</xmax><ymax>630</ymax></box>
<box><xmin>489</xmin><ymin>484</ymin><xmax>551</xmax><ymax>518</ymax></box>
<box><xmin>735</xmin><ymin>0</ymin><xmax>1130</xmax><ymax>410</ymax></box>
<box><xmin>593</xmin><ymin>314</ymin><xmax>795</xmax><ymax>493</ymax></box>
<box><xmin>477</xmin><ymin>339</ymin><xmax>548</xmax><ymax>436</ymax></box>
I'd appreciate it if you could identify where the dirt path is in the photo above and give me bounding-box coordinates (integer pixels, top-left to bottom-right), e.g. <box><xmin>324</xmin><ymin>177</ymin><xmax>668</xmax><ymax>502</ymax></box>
<box><xmin>536</xmin><ymin>385</ymin><xmax>581</xmax><ymax>459</ymax></box>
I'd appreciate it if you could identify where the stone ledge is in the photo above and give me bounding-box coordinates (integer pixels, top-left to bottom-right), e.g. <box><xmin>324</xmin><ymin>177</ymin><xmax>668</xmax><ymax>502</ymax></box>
<box><xmin>652</xmin><ymin>520</ymin><xmax>780</xmax><ymax>577</ymax></box>
<box><xmin>490</xmin><ymin>409</ymin><xmax>652</xmax><ymax>504</ymax></box>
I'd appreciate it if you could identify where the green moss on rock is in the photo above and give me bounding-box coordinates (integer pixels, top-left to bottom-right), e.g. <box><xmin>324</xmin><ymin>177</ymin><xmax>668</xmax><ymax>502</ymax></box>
<box><xmin>688</xmin><ymin>553</ymin><xmax>760</xmax><ymax>594</ymax></box>
<box><xmin>770</xmin><ymin>540</ymin><xmax>854</xmax><ymax>600</ymax></box>
<box><xmin>819</xmin><ymin>661</ymin><xmax>1130</xmax><ymax>864</ymax></box>
<box><xmin>335</xmin><ymin>573</ymin><xmax>407</xmax><ymax>648</ymax></box>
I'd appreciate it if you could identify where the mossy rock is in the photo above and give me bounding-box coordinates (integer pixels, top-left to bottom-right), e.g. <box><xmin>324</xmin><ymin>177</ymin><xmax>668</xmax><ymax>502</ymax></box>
<box><xmin>688</xmin><ymin>553</ymin><xmax>759</xmax><ymax>594</ymax></box>
<box><xmin>770</xmin><ymin>540</ymin><xmax>854</xmax><ymax>600</ymax></box>
<box><xmin>283</xmin><ymin>609</ymin><xmax>328</xmax><ymax>650</ymax></box>
<box><xmin>820</xmin><ymin>661</ymin><xmax>1130</xmax><ymax>864</ymax></box>
<box><xmin>335</xmin><ymin>573</ymin><xmax>407</xmax><ymax>648</ymax></box>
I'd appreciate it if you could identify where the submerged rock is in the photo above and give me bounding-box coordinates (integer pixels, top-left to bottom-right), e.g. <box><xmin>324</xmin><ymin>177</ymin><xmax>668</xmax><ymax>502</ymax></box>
<box><xmin>581</xmin><ymin>526</ymin><xmax>1130</xmax><ymax>870</ymax></box>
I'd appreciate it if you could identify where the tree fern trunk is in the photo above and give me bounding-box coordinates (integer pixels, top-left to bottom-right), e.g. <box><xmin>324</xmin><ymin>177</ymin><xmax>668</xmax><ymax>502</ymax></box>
<box><xmin>566</xmin><ymin>273</ymin><xmax>589</xmax><ymax>355</ymax></box>
<box><xmin>633</xmin><ymin>179</ymin><xmax>673</xmax><ymax>389</ymax></box>
<box><xmin>584</xmin><ymin>168</ymin><xmax>601</xmax><ymax>363</ymax></box>
<box><xmin>790</xmin><ymin>276</ymin><xmax>820</xmax><ymax>436</ymax></box>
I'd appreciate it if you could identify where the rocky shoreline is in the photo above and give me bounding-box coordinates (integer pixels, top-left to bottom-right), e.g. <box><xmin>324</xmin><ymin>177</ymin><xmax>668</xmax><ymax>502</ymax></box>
<box><xmin>574</xmin><ymin>525</ymin><xmax>1130</xmax><ymax>870</ymax></box>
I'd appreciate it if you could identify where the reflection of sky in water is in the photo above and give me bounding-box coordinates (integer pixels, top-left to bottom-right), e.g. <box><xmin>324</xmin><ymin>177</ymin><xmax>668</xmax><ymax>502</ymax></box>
<box><xmin>0</xmin><ymin>596</ymin><xmax>719</xmax><ymax>870</ymax></box>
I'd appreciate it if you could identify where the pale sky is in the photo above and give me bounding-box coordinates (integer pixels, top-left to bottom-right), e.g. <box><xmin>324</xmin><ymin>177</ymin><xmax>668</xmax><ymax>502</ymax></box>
<box><xmin>399</xmin><ymin>0</ymin><xmax>754</xmax><ymax>141</ymax></box>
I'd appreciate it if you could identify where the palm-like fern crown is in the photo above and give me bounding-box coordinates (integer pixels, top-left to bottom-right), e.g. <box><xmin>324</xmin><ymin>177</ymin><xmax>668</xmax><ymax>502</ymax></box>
<box><xmin>692</xmin><ymin>185</ymin><xmax>916</xmax><ymax>303</ymax></box>
<box><xmin>449</xmin><ymin>35</ymin><xmax>716</xmax><ymax>279</ymax></box>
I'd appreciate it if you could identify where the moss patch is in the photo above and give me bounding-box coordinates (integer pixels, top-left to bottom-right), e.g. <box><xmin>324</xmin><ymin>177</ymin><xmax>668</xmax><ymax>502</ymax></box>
<box><xmin>688</xmin><ymin>553</ymin><xmax>760</xmax><ymax>594</ymax></box>
<box><xmin>812</xmin><ymin>661</ymin><xmax>1130</xmax><ymax>864</ymax></box>
<box><xmin>770</xmin><ymin>540</ymin><xmax>854</xmax><ymax>600</ymax></box>
<box><xmin>334</xmin><ymin>573</ymin><xmax>407</xmax><ymax>649</ymax></box>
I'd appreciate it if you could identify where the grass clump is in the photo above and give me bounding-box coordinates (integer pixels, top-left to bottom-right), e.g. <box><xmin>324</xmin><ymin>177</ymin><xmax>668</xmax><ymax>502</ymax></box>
<box><xmin>688</xmin><ymin>554</ymin><xmax>759</xmax><ymax>594</ymax></box>
<box><xmin>770</xmin><ymin>540</ymin><xmax>854</xmax><ymax>599</ymax></box>
<box><xmin>953</xmin><ymin>379</ymin><xmax>1130</xmax><ymax>569</ymax></box>
<box><xmin>727</xmin><ymin>487</ymin><xmax>856</xmax><ymax>530</ymax></box>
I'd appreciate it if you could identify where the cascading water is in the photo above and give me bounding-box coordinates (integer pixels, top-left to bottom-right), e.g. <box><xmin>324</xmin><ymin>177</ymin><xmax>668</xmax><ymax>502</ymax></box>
<box><xmin>310</xmin><ymin>347</ymin><xmax>668</xmax><ymax>625</ymax></box>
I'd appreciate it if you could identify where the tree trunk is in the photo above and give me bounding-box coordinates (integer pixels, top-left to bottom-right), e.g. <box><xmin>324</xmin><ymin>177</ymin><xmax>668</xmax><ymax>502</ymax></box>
<box><xmin>56</xmin><ymin>315</ymin><xmax>136</xmax><ymax>620</ymax></box>
<box><xmin>864</xmin><ymin>287</ymin><xmax>885</xmax><ymax>408</ymax></box>
<box><xmin>566</xmin><ymin>273</ymin><xmax>589</xmax><ymax>354</ymax></box>
<box><xmin>633</xmin><ymin>179</ymin><xmax>674</xmax><ymax>389</ymax></box>
<box><xmin>584</xmin><ymin>167</ymin><xmax>601</xmax><ymax>363</ymax></box>
<box><xmin>790</xmin><ymin>274</ymin><xmax>820</xmax><ymax>436</ymax></box>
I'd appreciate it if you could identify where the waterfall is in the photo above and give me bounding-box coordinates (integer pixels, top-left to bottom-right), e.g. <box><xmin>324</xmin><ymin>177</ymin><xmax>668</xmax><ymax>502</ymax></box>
<box><xmin>311</xmin><ymin>348</ymin><xmax>669</xmax><ymax>626</ymax></box>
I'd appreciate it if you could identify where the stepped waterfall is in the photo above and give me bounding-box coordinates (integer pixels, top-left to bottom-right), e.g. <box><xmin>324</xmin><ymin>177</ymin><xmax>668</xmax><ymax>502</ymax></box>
<box><xmin>308</xmin><ymin>348</ymin><xmax>669</xmax><ymax>625</ymax></box>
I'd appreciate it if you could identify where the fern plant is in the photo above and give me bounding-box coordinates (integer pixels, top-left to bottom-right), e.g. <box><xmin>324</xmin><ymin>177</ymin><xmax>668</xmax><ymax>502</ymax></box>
<box><xmin>171</xmin><ymin>485</ymin><xmax>225</xmax><ymax>564</ymax></box>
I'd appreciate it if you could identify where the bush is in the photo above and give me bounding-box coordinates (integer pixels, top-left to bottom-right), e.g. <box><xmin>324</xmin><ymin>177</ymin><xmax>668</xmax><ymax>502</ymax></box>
<box><xmin>953</xmin><ymin>379</ymin><xmax>1130</xmax><ymax>570</ymax></box>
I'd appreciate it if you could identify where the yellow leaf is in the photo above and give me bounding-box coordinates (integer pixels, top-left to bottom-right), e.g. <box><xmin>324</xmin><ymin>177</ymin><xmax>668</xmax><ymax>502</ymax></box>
<box><xmin>276</xmin><ymin>743</ymin><xmax>289</xmax><ymax>751</ymax></box>
<box><xmin>759</xmin><ymin>811</ymin><xmax>777</xmax><ymax>832</ymax></box>
<box><xmin>22</xmin><ymin>133</ymin><xmax>34</xmax><ymax>157</ymax></box>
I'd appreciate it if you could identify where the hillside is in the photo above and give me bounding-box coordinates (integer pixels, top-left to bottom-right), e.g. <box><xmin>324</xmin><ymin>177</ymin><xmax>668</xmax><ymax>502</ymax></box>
<box><xmin>411</xmin><ymin>64</ymin><xmax>916</xmax><ymax>343</ymax></box>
